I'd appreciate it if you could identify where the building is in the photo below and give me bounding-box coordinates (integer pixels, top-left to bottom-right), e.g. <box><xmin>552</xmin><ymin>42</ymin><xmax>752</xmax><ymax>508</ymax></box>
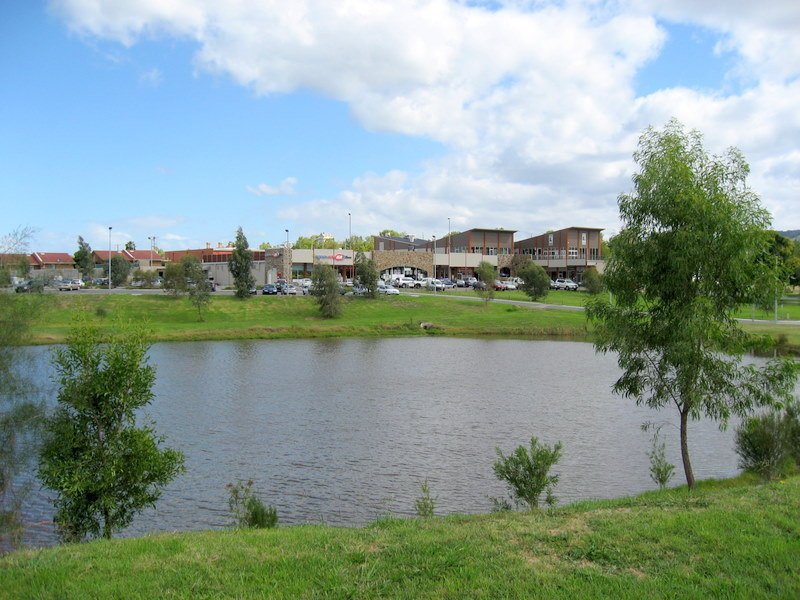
<box><xmin>165</xmin><ymin>245</ymin><xmax>292</xmax><ymax>287</ymax></box>
<box><xmin>372</xmin><ymin>228</ymin><xmax>516</xmax><ymax>280</ymax></box>
<box><xmin>29</xmin><ymin>252</ymin><xmax>75</xmax><ymax>270</ymax></box>
<box><xmin>514</xmin><ymin>227</ymin><xmax>604</xmax><ymax>282</ymax></box>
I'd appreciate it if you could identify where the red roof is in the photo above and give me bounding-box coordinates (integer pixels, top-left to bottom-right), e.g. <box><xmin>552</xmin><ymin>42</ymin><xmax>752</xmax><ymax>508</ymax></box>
<box><xmin>31</xmin><ymin>252</ymin><xmax>74</xmax><ymax>266</ymax></box>
<box><xmin>124</xmin><ymin>250</ymin><xmax>160</xmax><ymax>261</ymax></box>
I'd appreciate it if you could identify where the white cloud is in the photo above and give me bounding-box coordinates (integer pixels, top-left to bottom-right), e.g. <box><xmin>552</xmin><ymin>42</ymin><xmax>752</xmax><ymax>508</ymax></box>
<box><xmin>139</xmin><ymin>67</ymin><xmax>162</xmax><ymax>86</ymax></box>
<box><xmin>246</xmin><ymin>177</ymin><xmax>298</xmax><ymax>197</ymax></box>
<box><xmin>50</xmin><ymin>0</ymin><xmax>800</xmax><ymax>235</ymax></box>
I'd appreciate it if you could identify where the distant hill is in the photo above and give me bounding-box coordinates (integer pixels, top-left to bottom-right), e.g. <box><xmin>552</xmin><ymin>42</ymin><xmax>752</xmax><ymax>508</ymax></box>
<box><xmin>777</xmin><ymin>230</ymin><xmax>800</xmax><ymax>241</ymax></box>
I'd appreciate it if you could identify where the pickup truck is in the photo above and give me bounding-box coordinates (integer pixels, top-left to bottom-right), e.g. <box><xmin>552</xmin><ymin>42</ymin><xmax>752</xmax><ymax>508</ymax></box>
<box><xmin>393</xmin><ymin>276</ymin><xmax>417</xmax><ymax>288</ymax></box>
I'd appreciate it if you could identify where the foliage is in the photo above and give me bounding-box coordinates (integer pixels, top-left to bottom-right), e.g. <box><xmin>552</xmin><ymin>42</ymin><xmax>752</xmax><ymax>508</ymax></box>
<box><xmin>354</xmin><ymin>252</ymin><xmax>379</xmax><ymax>298</ymax></box>
<box><xmin>0</xmin><ymin>227</ymin><xmax>34</xmax><ymax>286</ymax></box>
<box><xmin>508</xmin><ymin>254</ymin><xmax>531</xmax><ymax>277</ymax></box>
<box><xmin>226</xmin><ymin>480</ymin><xmax>277</xmax><ymax>529</ymax></box>
<box><xmin>379</xmin><ymin>229</ymin><xmax>406</xmax><ymax>238</ymax></box>
<box><xmin>228</xmin><ymin>227</ymin><xmax>255</xmax><ymax>299</ymax></box>
<box><xmin>414</xmin><ymin>479</ymin><xmax>436</xmax><ymax>518</ymax></box>
<box><xmin>72</xmin><ymin>236</ymin><xmax>94</xmax><ymax>280</ymax></box>
<box><xmin>475</xmin><ymin>261</ymin><xmax>496</xmax><ymax>304</ymax></box>
<box><xmin>125</xmin><ymin>241</ymin><xmax>136</xmax><ymax>251</ymax></box>
<box><xmin>586</xmin><ymin>119</ymin><xmax>799</xmax><ymax>489</ymax></box>
<box><xmin>735</xmin><ymin>412</ymin><xmax>790</xmax><ymax>481</ymax></box>
<box><xmin>38</xmin><ymin>323</ymin><xmax>185</xmax><ymax>541</ymax></box>
<box><xmin>582</xmin><ymin>267</ymin><xmax>603</xmax><ymax>295</ymax></box>
<box><xmin>785</xmin><ymin>401</ymin><xmax>800</xmax><ymax>466</ymax></box>
<box><xmin>131</xmin><ymin>268</ymin><xmax>157</xmax><ymax>288</ymax></box>
<box><xmin>293</xmin><ymin>234</ymin><xmax>373</xmax><ymax>252</ymax></box>
<box><xmin>311</xmin><ymin>264</ymin><xmax>342</xmax><ymax>318</ymax></box>
<box><xmin>0</xmin><ymin>228</ymin><xmax>43</xmax><ymax>551</ymax></box>
<box><xmin>493</xmin><ymin>436</ymin><xmax>562</xmax><ymax>509</ymax></box>
<box><xmin>105</xmin><ymin>254</ymin><xmax>131</xmax><ymax>287</ymax></box>
<box><xmin>162</xmin><ymin>262</ymin><xmax>186</xmax><ymax>296</ymax></box>
<box><xmin>184</xmin><ymin>256</ymin><xmax>212</xmax><ymax>321</ymax></box>
<box><xmin>646</xmin><ymin>426</ymin><xmax>675</xmax><ymax>490</ymax></box>
<box><xmin>517</xmin><ymin>263</ymin><xmax>550</xmax><ymax>301</ymax></box>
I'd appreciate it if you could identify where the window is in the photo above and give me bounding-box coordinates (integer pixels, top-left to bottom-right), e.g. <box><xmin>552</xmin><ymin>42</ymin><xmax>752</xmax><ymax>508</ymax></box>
<box><xmin>581</xmin><ymin>232</ymin><xmax>587</xmax><ymax>246</ymax></box>
<box><xmin>548</xmin><ymin>234</ymin><xmax>553</xmax><ymax>246</ymax></box>
<box><xmin>568</xmin><ymin>247</ymin><xmax>578</xmax><ymax>259</ymax></box>
<box><xmin>486</xmin><ymin>247</ymin><xmax>497</xmax><ymax>256</ymax></box>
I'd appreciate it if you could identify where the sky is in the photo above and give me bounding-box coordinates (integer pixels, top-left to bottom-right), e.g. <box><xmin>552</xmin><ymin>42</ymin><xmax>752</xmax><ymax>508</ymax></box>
<box><xmin>2</xmin><ymin>0</ymin><xmax>799</xmax><ymax>253</ymax></box>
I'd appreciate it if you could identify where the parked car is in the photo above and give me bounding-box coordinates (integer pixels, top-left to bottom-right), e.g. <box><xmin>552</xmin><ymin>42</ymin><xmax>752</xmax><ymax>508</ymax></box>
<box><xmin>503</xmin><ymin>280</ymin><xmax>518</xmax><ymax>290</ymax></box>
<box><xmin>439</xmin><ymin>278</ymin><xmax>455</xmax><ymax>289</ymax></box>
<box><xmin>14</xmin><ymin>280</ymin><xmax>35</xmax><ymax>293</ymax></box>
<box><xmin>459</xmin><ymin>277</ymin><xmax>477</xmax><ymax>288</ymax></box>
<box><xmin>555</xmin><ymin>278</ymin><xmax>578</xmax><ymax>291</ymax></box>
<box><xmin>394</xmin><ymin>276</ymin><xmax>416</xmax><ymax>288</ymax></box>
<box><xmin>493</xmin><ymin>280</ymin><xmax>508</xmax><ymax>291</ymax></box>
<box><xmin>262</xmin><ymin>284</ymin><xmax>278</xmax><ymax>295</ymax></box>
<box><xmin>249</xmin><ymin>285</ymin><xmax>258</xmax><ymax>295</ymax></box>
<box><xmin>426</xmin><ymin>279</ymin><xmax>445</xmax><ymax>291</ymax></box>
<box><xmin>472</xmin><ymin>281</ymin><xmax>487</xmax><ymax>290</ymax></box>
<box><xmin>378</xmin><ymin>282</ymin><xmax>400</xmax><ymax>295</ymax></box>
<box><xmin>284</xmin><ymin>284</ymin><xmax>298</xmax><ymax>295</ymax></box>
<box><xmin>57</xmin><ymin>279</ymin><xmax>79</xmax><ymax>291</ymax></box>
<box><xmin>549</xmin><ymin>279</ymin><xmax>557</xmax><ymax>289</ymax></box>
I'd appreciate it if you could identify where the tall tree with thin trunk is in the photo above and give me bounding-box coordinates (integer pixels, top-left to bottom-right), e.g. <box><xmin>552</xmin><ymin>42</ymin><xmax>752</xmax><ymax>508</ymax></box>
<box><xmin>587</xmin><ymin>120</ymin><xmax>798</xmax><ymax>489</ymax></box>
<box><xmin>475</xmin><ymin>261</ymin><xmax>496</xmax><ymax>304</ymax></box>
<box><xmin>229</xmin><ymin>227</ymin><xmax>255</xmax><ymax>299</ymax></box>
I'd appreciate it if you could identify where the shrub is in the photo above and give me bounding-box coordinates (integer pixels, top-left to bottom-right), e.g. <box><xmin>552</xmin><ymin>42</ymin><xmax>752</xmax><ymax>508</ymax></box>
<box><xmin>735</xmin><ymin>412</ymin><xmax>789</xmax><ymax>481</ymax></box>
<box><xmin>311</xmin><ymin>264</ymin><xmax>342</xmax><ymax>318</ymax></box>
<box><xmin>582</xmin><ymin>267</ymin><xmax>603</xmax><ymax>295</ymax></box>
<box><xmin>647</xmin><ymin>429</ymin><xmax>675</xmax><ymax>490</ymax></box>
<box><xmin>226</xmin><ymin>480</ymin><xmax>277</xmax><ymax>529</ymax></box>
<box><xmin>784</xmin><ymin>401</ymin><xmax>800</xmax><ymax>466</ymax></box>
<box><xmin>493</xmin><ymin>436</ymin><xmax>562</xmax><ymax>509</ymax></box>
<box><xmin>414</xmin><ymin>479</ymin><xmax>436</xmax><ymax>518</ymax></box>
<box><xmin>517</xmin><ymin>263</ymin><xmax>550</xmax><ymax>301</ymax></box>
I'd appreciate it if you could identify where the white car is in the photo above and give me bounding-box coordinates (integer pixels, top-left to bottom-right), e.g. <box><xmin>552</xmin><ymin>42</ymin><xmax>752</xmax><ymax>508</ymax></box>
<box><xmin>394</xmin><ymin>277</ymin><xmax>416</xmax><ymax>288</ymax></box>
<box><xmin>284</xmin><ymin>284</ymin><xmax>298</xmax><ymax>295</ymax></box>
<box><xmin>378</xmin><ymin>282</ymin><xmax>400</xmax><ymax>295</ymax></box>
<box><xmin>555</xmin><ymin>278</ymin><xmax>578</xmax><ymax>291</ymax></box>
<box><xmin>425</xmin><ymin>279</ymin><xmax>445</xmax><ymax>291</ymax></box>
<box><xmin>503</xmin><ymin>280</ymin><xmax>518</xmax><ymax>290</ymax></box>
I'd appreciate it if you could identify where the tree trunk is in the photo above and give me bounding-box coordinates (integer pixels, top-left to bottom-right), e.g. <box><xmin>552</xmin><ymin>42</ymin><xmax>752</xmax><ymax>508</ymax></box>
<box><xmin>679</xmin><ymin>407</ymin><xmax>695</xmax><ymax>490</ymax></box>
<box><xmin>102</xmin><ymin>507</ymin><xmax>112</xmax><ymax>539</ymax></box>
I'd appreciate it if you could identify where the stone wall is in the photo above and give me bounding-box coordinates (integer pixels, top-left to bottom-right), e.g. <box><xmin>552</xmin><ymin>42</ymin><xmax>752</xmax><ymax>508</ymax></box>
<box><xmin>372</xmin><ymin>250</ymin><xmax>434</xmax><ymax>276</ymax></box>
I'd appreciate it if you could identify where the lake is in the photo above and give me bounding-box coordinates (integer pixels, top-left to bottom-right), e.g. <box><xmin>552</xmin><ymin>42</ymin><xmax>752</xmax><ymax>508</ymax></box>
<box><xmin>17</xmin><ymin>338</ymin><xmax>743</xmax><ymax>547</ymax></box>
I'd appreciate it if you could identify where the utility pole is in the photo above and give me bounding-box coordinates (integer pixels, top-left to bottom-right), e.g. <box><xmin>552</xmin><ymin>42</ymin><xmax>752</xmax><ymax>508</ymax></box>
<box><xmin>108</xmin><ymin>226</ymin><xmax>112</xmax><ymax>291</ymax></box>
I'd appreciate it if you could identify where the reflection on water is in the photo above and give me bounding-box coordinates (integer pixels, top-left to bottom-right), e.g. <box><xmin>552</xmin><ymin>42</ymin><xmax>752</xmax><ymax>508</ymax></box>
<box><xmin>19</xmin><ymin>338</ymin><xmax>745</xmax><ymax>547</ymax></box>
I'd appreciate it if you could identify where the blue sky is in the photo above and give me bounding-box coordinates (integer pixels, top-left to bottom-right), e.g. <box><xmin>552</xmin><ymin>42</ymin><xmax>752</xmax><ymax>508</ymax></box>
<box><xmin>2</xmin><ymin>1</ymin><xmax>799</xmax><ymax>253</ymax></box>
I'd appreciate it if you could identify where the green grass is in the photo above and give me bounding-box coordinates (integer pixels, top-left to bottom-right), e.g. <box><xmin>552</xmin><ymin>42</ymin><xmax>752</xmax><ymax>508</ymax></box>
<box><xmin>415</xmin><ymin>287</ymin><xmax>590</xmax><ymax>306</ymax></box>
<box><xmin>2</xmin><ymin>475</ymin><xmax>798</xmax><ymax>598</ymax></box>
<box><xmin>22</xmin><ymin>293</ymin><xmax>590</xmax><ymax>344</ymax></box>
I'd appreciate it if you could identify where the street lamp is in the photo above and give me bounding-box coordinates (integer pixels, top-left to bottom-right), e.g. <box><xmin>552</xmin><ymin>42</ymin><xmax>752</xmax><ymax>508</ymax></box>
<box><xmin>348</xmin><ymin>212</ymin><xmax>352</xmax><ymax>279</ymax></box>
<box><xmin>108</xmin><ymin>226</ymin><xmax>112</xmax><ymax>291</ymax></box>
<box><xmin>433</xmin><ymin>235</ymin><xmax>437</xmax><ymax>287</ymax></box>
<box><xmin>447</xmin><ymin>217</ymin><xmax>451</xmax><ymax>280</ymax></box>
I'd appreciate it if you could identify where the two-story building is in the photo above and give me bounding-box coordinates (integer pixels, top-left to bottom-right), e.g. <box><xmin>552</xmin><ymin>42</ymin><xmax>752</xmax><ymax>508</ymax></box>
<box><xmin>514</xmin><ymin>227</ymin><xmax>604</xmax><ymax>282</ymax></box>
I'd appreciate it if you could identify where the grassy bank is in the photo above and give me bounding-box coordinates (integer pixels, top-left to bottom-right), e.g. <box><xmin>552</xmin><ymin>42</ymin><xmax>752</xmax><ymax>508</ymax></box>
<box><xmin>2</xmin><ymin>475</ymin><xmax>798</xmax><ymax>598</ymax></box>
<box><xmin>17</xmin><ymin>293</ymin><xmax>800</xmax><ymax>351</ymax></box>
<box><xmin>23</xmin><ymin>293</ymin><xmax>590</xmax><ymax>344</ymax></box>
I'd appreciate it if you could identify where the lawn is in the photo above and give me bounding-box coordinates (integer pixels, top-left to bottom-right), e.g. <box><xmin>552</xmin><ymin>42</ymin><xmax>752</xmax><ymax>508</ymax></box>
<box><xmin>21</xmin><ymin>293</ymin><xmax>590</xmax><ymax>344</ymax></box>
<box><xmin>2</xmin><ymin>475</ymin><xmax>798</xmax><ymax>598</ymax></box>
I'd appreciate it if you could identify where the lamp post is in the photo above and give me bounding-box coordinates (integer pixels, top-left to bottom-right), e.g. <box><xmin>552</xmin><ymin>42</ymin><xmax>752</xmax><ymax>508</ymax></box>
<box><xmin>447</xmin><ymin>217</ymin><xmax>451</xmax><ymax>280</ymax></box>
<box><xmin>433</xmin><ymin>235</ymin><xmax>437</xmax><ymax>287</ymax></box>
<box><xmin>348</xmin><ymin>212</ymin><xmax>352</xmax><ymax>280</ymax></box>
<box><xmin>108</xmin><ymin>226</ymin><xmax>112</xmax><ymax>291</ymax></box>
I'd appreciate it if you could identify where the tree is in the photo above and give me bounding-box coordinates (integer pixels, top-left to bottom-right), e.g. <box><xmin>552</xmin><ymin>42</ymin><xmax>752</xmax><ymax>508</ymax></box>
<box><xmin>131</xmin><ymin>268</ymin><xmax>157</xmax><ymax>288</ymax></box>
<box><xmin>162</xmin><ymin>261</ymin><xmax>187</xmax><ymax>296</ymax></box>
<box><xmin>125</xmin><ymin>241</ymin><xmax>136</xmax><ymax>251</ymax></box>
<box><xmin>184</xmin><ymin>256</ymin><xmax>211</xmax><ymax>321</ymax></box>
<box><xmin>1</xmin><ymin>227</ymin><xmax>43</xmax><ymax>550</ymax></box>
<box><xmin>311</xmin><ymin>264</ymin><xmax>342</xmax><ymax>318</ymax></box>
<box><xmin>475</xmin><ymin>261</ymin><xmax>496</xmax><ymax>304</ymax></box>
<box><xmin>106</xmin><ymin>255</ymin><xmax>131</xmax><ymax>287</ymax></box>
<box><xmin>517</xmin><ymin>263</ymin><xmax>550</xmax><ymax>300</ymax></box>
<box><xmin>509</xmin><ymin>254</ymin><xmax>531</xmax><ymax>277</ymax></box>
<box><xmin>38</xmin><ymin>323</ymin><xmax>185</xmax><ymax>541</ymax></box>
<box><xmin>586</xmin><ymin>120</ymin><xmax>799</xmax><ymax>489</ymax></box>
<box><xmin>73</xmin><ymin>236</ymin><xmax>94</xmax><ymax>280</ymax></box>
<box><xmin>354</xmin><ymin>252</ymin><xmax>379</xmax><ymax>298</ymax></box>
<box><xmin>582</xmin><ymin>267</ymin><xmax>603</xmax><ymax>295</ymax></box>
<box><xmin>493</xmin><ymin>436</ymin><xmax>562</xmax><ymax>509</ymax></box>
<box><xmin>228</xmin><ymin>227</ymin><xmax>254</xmax><ymax>299</ymax></box>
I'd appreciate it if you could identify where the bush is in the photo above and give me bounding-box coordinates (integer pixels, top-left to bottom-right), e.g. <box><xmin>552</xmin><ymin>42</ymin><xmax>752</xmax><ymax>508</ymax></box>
<box><xmin>784</xmin><ymin>402</ymin><xmax>800</xmax><ymax>466</ymax></box>
<box><xmin>582</xmin><ymin>267</ymin><xmax>603</xmax><ymax>295</ymax></box>
<box><xmin>517</xmin><ymin>263</ymin><xmax>550</xmax><ymax>301</ymax></box>
<box><xmin>735</xmin><ymin>412</ymin><xmax>790</xmax><ymax>481</ymax></box>
<box><xmin>647</xmin><ymin>429</ymin><xmax>675</xmax><ymax>490</ymax></box>
<box><xmin>414</xmin><ymin>479</ymin><xmax>436</xmax><ymax>518</ymax></box>
<box><xmin>226</xmin><ymin>480</ymin><xmax>277</xmax><ymax>529</ymax></box>
<box><xmin>311</xmin><ymin>264</ymin><xmax>342</xmax><ymax>318</ymax></box>
<box><xmin>493</xmin><ymin>436</ymin><xmax>562</xmax><ymax>509</ymax></box>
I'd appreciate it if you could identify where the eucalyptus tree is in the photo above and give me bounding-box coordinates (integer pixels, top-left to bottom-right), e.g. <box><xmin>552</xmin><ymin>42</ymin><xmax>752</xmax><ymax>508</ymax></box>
<box><xmin>587</xmin><ymin>120</ymin><xmax>798</xmax><ymax>489</ymax></box>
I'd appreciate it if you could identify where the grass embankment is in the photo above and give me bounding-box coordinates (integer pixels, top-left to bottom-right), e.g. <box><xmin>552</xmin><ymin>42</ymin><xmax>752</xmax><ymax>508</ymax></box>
<box><xmin>18</xmin><ymin>292</ymin><xmax>800</xmax><ymax>350</ymax></box>
<box><xmin>2</xmin><ymin>475</ymin><xmax>798</xmax><ymax>598</ymax></box>
<box><xmin>23</xmin><ymin>293</ymin><xmax>589</xmax><ymax>345</ymax></box>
